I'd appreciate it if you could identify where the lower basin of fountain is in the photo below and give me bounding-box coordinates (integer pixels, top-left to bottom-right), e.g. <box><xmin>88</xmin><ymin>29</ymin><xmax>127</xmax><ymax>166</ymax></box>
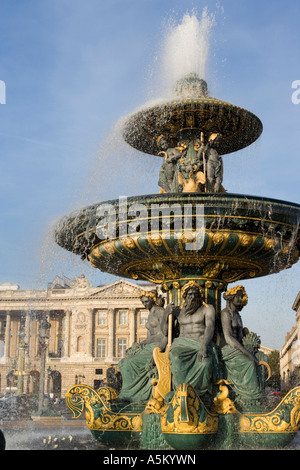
<box><xmin>65</xmin><ymin>383</ymin><xmax>300</xmax><ymax>450</ymax></box>
<box><xmin>55</xmin><ymin>192</ymin><xmax>300</xmax><ymax>294</ymax></box>
<box><xmin>56</xmin><ymin>192</ymin><xmax>300</xmax><ymax>450</ymax></box>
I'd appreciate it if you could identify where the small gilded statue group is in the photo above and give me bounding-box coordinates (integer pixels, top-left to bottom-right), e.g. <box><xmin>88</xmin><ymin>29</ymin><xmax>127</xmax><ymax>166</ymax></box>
<box><xmin>118</xmin><ymin>283</ymin><xmax>270</xmax><ymax>411</ymax></box>
<box><xmin>157</xmin><ymin>132</ymin><xmax>224</xmax><ymax>194</ymax></box>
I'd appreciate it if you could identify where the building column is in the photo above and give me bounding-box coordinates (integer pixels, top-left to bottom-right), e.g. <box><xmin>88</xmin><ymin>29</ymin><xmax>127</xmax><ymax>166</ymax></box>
<box><xmin>63</xmin><ymin>310</ymin><xmax>71</xmax><ymax>358</ymax></box>
<box><xmin>4</xmin><ymin>311</ymin><xmax>11</xmax><ymax>359</ymax></box>
<box><xmin>106</xmin><ymin>308</ymin><xmax>115</xmax><ymax>363</ymax></box>
<box><xmin>296</xmin><ymin>308</ymin><xmax>300</xmax><ymax>340</ymax></box>
<box><xmin>296</xmin><ymin>308</ymin><xmax>300</xmax><ymax>366</ymax></box>
<box><xmin>86</xmin><ymin>308</ymin><xmax>94</xmax><ymax>358</ymax></box>
<box><xmin>24</xmin><ymin>312</ymin><xmax>30</xmax><ymax>346</ymax></box>
<box><xmin>129</xmin><ymin>308</ymin><xmax>136</xmax><ymax>348</ymax></box>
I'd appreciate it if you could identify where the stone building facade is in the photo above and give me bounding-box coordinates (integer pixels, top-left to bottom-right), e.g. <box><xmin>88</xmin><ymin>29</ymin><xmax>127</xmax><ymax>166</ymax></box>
<box><xmin>280</xmin><ymin>291</ymin><xmax>300</xmax><ymax>387</ymax></box>
<box><xmin>0</xmin><ymin>276</ymin><xmax>153</xmax><ymax>398</ymax></box>
<box><xmin>0</xmin><ymin>274</ymin><xmax>287</xmax><ymax>401</ymax></box>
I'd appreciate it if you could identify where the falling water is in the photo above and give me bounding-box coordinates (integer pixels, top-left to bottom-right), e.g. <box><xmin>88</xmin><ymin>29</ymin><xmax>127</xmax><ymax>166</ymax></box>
<box><xmin>146</xmin><ymin>8</ymin><xmax>216</xmax><ymax>102</ymax></box>
<box><xmin>38</xmin><ymin>8</ymin><xmax>218</xmax><ymax>285</ymax></box>
<box><xmin>160</xmin><ymin>9</ymin><xmax>215</xmax><ymax>94</ymax></box>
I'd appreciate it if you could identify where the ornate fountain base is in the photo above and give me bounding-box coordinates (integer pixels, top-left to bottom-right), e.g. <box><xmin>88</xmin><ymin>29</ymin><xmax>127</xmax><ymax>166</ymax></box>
<box><xmin>66</xmin><ymin>381</ymin><xmax>300</xmax><ymax>450</ymax></box>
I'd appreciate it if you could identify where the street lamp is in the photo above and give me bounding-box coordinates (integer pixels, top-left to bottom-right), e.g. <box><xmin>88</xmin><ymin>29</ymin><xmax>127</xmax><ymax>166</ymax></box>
<box><xmin>37</xmin><ymin>316</ymin><xmax>51</xmax><ymax>414</ymax></box>
<box><xmin>14</xmin><ymin>330</ymin><xmax>28</xmax><ymax>395</ymax></box>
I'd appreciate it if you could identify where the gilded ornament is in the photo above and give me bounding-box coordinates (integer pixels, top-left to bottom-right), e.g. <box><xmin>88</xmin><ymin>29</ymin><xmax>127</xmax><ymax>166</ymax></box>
<box><xmin>264</xmin><ymin>238</ymin><xmax>276</xmax><ymax>250</ymax></box>
<box><xmin>122</xmin><ymin>237</ymin><xmax>135</xmax><ymax>249</ymax></box>
<box><xmin>212</xmin><ymin>233</ymin><xmax>225</xmax><ymax>245</ymax></box>
<box><xmin>161</xmin><ymin>384</ymin><xmax>218</xmax><ymax>435</ymax></box>
<box><xmin>202</xmin><ymin>261</ymin><xmax>226</xmax><ymax>279</ymax></box>
<box><xmin>88</xmin><ymin>254</ymin><xmax>98</xmax><ymax>268</ymax></box>
<box><xmin>212</xmin><ymin>380</ymin><xmax>237</xmax><ymax>415</ymax></box>
<box><xmin>181</xmin><ymin>231</ymin><xmax>196</xmax><ymax>243</ymax></box>
<box><xmin>65</xmin><ymin>384</ymin><xmax>142</xmax><ymax>433</ymax></box>
<box><xmin>139</xmin><ymin>290</ymin><xmax>158</xmax><ymax>304</ymax></box>
<box><xmin>239</xmin><ymin>387</ymin><xmax>300</xmax><ymax>434</ymax></box>
<box><xmin>103</xmin><ymin>242</ymin><xmax>116</xmax><ymax>254</ymax></box>
<box><xmin>150</xmin><ymin>235</ymin><xmax>163</xmax><ymax>246</ymax></box>
<box><xmin>223</xmin><ymin>285</ymin><xmax>248</xmax><ymax>307</ymax></box>
<box><xmin>240</xmin><ymin>234</ymin><xmax>253</xmax><ymax>247</ymax></box>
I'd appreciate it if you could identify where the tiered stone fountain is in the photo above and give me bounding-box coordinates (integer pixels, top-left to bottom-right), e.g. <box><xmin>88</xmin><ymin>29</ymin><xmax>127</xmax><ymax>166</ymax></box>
<box><xmin>55</xmin><ymin>72</ymin><xmax>300</xmax><ymax>449</ymax></box>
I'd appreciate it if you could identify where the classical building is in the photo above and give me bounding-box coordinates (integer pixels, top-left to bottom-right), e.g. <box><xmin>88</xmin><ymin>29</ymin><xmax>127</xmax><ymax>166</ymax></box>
<box><xmin>280</xmin><ymin>291</ymin><xmax>300</xmax><ymax>387</ymax></box>
<box><xmin>0</xmin><ymin>274</ymin><xmax>283</xmax><ymax>401</ymax></box>
<box><xmin>0</xmin><ymin>276</ymin><xmax>154</xmax><ymax>398</ymax></box>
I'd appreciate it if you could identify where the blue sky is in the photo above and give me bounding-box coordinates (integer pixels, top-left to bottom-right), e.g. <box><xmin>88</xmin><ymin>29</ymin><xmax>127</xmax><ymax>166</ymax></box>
<box><xmin>1</xmin><ymin>0</ymin><xmax>300</xmax><ymax>349</ymax></box>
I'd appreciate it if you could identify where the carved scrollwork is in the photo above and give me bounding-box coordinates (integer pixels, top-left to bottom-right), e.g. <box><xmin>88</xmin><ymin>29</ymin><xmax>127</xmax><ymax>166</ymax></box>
<box><xmin>239</xmin><ymin>386</ymin><xmax>300</xmax><ymax>434</ymax></box>
<box><xmin>65</xmin><ymin>384</ymin><xmax>142</xmax><ymax>432</ymax></box>
<box><xmin>160</xmin><ymin>383</ymin><xmax>218</xmax><ymax>435</ymax></box>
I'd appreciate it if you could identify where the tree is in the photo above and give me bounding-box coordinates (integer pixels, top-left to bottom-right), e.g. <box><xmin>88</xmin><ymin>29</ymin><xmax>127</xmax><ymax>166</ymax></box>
<box><xmin>268</xmin><ymin>350</ymin><xmax>281</xmax><ymax>390</ymax></box>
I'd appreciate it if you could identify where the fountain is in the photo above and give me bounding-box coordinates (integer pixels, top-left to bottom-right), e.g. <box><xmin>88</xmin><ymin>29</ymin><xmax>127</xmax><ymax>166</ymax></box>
<box><xmin>54</xmin><ymin>13</ymin><xmax>300</xmax><ymax>450</ymax></box>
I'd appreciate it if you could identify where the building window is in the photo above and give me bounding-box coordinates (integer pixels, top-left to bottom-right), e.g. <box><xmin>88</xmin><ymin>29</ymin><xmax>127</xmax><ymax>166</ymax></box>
<box><xmin>98</xmin><ymin>311</ymin><xmax>107</xmax><ymax>325</ymax></box>
<box><xmin>140</xmin><ymin>311</ymin><xmax>148</xmax><ymax>325</ymax></box>
<box><xmin>119</xmin><ymin>311</ymin><xmax>127</xmax><ymax>325</ymax></box>
<box><xmin>117</xmin><ymin>338</ymin><xmax>127</xmax><ymax>358</ymax></box>
<box><xmin>96</xmin><ymin>338</ymin><xmax>106</xmax><ymax>358</ymax></box>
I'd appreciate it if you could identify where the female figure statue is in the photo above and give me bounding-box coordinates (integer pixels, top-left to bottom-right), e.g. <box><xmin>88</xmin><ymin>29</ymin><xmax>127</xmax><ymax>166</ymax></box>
<box><xmin>220</xmin><ymin>286</ymin><xmax>263</xmax><ymax>407</ymax></box>
<box><xmin>118</xmin><ymin>291</ymin><xmax>170</xmax><ymax>403</ymax></box>
<box><xmin>157</xmin><ymin>135</ymin><xmax>183</xmax><ymax>193</ymax></box>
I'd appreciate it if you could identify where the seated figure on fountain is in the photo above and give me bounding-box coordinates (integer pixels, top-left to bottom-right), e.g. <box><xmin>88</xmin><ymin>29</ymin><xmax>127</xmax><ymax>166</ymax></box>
<box><xmin>118</xmin><ymin>290</ymin><xmax>172</xmax><ymax>403</ymax></box>
<box><xmin>168</xmin><ymin>282</ymin><xmax>220</xmax><ymax>401</ymax></box>
<box><xmin>220</xmin><ymin>285</ymin><xmax>267</xmax><ymax>408</ymax></box>
<box><xmin>157</xmin><ymin>135</ymin><xmax>184</xmax><ymax>193</ymax></box>
<box><xmin>205</xmin><ymin>133</ymin><xmax>224</xmax><ymax>192</ymax></box>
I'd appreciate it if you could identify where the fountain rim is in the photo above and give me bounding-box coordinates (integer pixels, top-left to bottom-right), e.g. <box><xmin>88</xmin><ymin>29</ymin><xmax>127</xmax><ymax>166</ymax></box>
<box><xmin>122</xmin><ymin>96</ymin><xmax>263</xmax><ymax>156</ymax></box>
<box><xmin>56</xmin><ymin>192</ymin><xmax>300</xmax><ymax>217</ymax></box>
<box><xmin>54</xmin><ymin>191</ymin><xmax>300</xmax><ymax>253</ymax></box>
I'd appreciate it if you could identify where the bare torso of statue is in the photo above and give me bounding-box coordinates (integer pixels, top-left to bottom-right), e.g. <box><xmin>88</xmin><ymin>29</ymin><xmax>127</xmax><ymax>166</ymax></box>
<box><xmin>169</xmin><ymin>283</ymin><xmax>217</xmax><ymax>395</ymax></box>
<box><xmin>177</xmin><ymin>304</ymin><xmax>214</xmax><ymax>341</ymax></box>
<box><xmin>176</xmin><ymin>286</ymin><xmax>215</xmax><ymax>359</ymax></box>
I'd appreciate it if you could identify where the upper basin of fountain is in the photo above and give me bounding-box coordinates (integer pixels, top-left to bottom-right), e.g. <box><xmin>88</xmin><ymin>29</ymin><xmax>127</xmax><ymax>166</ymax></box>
<box><xmin>122</xmin><ymin>73</ymin><xmax>263</xmax><ymax>157</ymax></box>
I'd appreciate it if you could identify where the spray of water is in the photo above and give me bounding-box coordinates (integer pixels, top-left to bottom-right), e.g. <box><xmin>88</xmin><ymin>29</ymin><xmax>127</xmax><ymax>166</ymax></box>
<box><xmin>41</xmin><ymin>8</ymin><xmax>218</xmax><ymax>285</ymax></box>
<box><xmin>147</xmin><ymin>8</ymin><xmax>216</xmax><ymax>101</ymax></box>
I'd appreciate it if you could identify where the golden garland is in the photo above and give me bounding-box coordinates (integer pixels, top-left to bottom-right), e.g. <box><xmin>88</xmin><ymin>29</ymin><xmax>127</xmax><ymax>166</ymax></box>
<box><xmin>224</xmin><ymin>285</ymin><xmax>248</xmax><ymax>307</ymax></box>
<box><xmin>139</xmin><ymin>290</ymin><xmax>159</xmax><ymax>305</ymax></box>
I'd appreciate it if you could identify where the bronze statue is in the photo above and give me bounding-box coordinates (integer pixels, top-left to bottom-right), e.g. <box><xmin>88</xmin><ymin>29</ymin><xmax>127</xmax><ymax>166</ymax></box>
<box><xmin>205</xmin><ymin>133</ymin><xmax>223</xmax><ymax>192</ymax></box>
<box><xmin>118</xmin><ymin>291</ymin><xmax>171</xmax><ymax>402</ymax></box>
<box><xmin>157</xmin><ymin>135</ymin><xmax>183</xmax><ymax>193</ymax></box>
<box><xmin>168</xmin><ymin>282</ymin><xmax>219</xmax><ymax>398</ymax></box>
<box><xmin>220</xmin><ymin>286</ymin><xmax>264</xmax><ymax>407</ymax></box>
<box><xmin>157</xmin><ymin>132</ymin><xmax>224</xmax><ymax>194</ymax></box>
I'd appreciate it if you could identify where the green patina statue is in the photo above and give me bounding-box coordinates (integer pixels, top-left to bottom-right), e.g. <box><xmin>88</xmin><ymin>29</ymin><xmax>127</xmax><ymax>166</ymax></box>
<box><xmin>119</xmin><ymin>283</ymin><xmax>270</xmax><ymax>411</ymax></box>
<box><xmin>65</xmin><ymin>282</ymin><xmax>300</xmax><ymax>450</ymax></box>
<box><xmin>118</xmin><ymin>291</ymin><xmax>173</xmax><ymax>403</ymax></box>
<box><xmin>157</xmin><ymin>135</ymin><xmax>182</xmax><ymax>193</ymax></box>
<box><xmin>157</xmin><ymin>131</ymin><xmax>224</xmax><ymax>194</ymax></box>
<box><xmin>219</xmin><ymin>286</ymin><xmax>267</xmax><ymax>409</ymax></box>
<box><xmin>168</xmin><ymin>282</ymin><xmax>219</xmax><ymax>401</ymax></box>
